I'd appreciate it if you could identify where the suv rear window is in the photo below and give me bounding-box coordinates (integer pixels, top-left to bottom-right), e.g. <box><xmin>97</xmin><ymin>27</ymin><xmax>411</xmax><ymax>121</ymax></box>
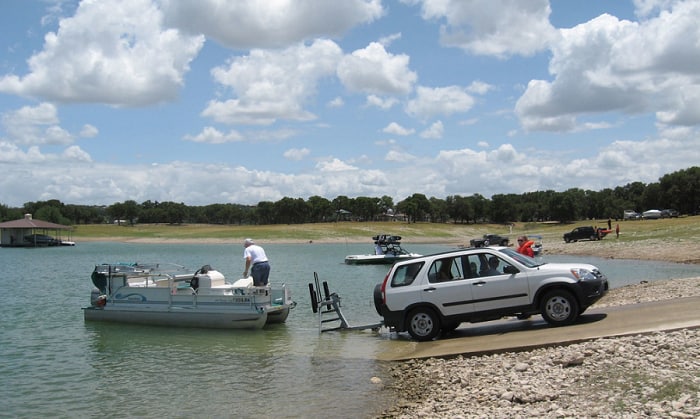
<box><xmin>391</xmin><ymin>261</ymin><xmax>424</xmax><ymax>287</ymax></box>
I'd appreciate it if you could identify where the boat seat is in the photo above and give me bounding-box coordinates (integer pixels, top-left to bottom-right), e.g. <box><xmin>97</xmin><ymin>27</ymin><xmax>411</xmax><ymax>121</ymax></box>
<box><xmin>197</xmin><ymin>271</ymin><xmax>226</xmax><ymax>288</ymax></box>
<box><xmin>232</xmin><ymin>277</ymin><xmax>254</xmax><ymax>287</ymax></box>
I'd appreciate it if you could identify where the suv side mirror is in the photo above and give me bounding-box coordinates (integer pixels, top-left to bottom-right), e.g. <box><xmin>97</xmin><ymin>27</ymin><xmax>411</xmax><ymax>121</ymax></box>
<box><xmin>503</xmin><ymin>265</ymin><xmax>520</xmax><ymax>275</ymax></box>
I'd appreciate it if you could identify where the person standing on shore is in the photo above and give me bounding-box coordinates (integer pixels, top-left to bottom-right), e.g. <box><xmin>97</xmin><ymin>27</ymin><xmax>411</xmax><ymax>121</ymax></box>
<box><xmin>516</xmin><ymin>236</ymin><xmax>535</xmax><ymax>257</ymax></box>
<box><xmin>242</xmin><ymin>238</ymin><xmax>270</xmax><ymax>286</ymax></box>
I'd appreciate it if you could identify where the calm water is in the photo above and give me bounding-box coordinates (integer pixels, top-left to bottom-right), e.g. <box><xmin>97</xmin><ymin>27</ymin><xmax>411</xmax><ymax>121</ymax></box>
<box><xmin>1</xmin><ymin>242</ymin><xmax>698</xmax><ymax>418</ymax></box>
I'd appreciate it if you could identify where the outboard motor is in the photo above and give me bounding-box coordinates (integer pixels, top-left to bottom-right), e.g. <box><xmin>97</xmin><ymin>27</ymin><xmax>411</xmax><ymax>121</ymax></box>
<box><xmin>90</xmin><ymin>287</ymin><xmax>106</xmax><ymax>307</ymax></box>
<box><xmin>91</xmin><ymin>269</ymin><xmax>108</xmax><ymax>294</ymax></box>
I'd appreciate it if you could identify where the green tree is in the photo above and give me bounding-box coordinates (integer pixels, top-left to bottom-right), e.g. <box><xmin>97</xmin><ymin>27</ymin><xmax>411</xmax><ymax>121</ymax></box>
<box><xmin>353</xmin><ymin>196</ymin><xmax>381</xmax><ymax>221</ymax></box>
<box><xmin>273</xmin><ymin>197</ymin><xmax>309</xmax><ymax>224</ymax></box>
<box><xmin>659</xmin><ymin>166</ymin><xmax>700</xmax><ymax>215</ymax></box>
<box><xmin>397</xmin><ymin>193</ymin><xmax>431</xmax><ymax>223</ymax></box>
<box><xmin>468</xmin><ymin>193</ymin><xmax>490</xmax><ymax>223</ymax></box>
<box><xmin>255</xmin><ymin>201</ymin><xmax>275</xmax><ymax>224</ymax></box>
<box><xmin>306</xmin><ymin>196</ymin><xmax>333</xmax><ymax>222</ymax></box>
<box><xmin>428</xmin><ymin>197</ymin><xmax>448</xmax><ymax>223</ymax></box>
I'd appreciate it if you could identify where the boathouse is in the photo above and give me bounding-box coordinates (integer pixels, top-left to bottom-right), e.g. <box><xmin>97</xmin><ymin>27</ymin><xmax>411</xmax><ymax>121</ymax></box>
<box><xmin>0</xmin><ymin>214</ymin><xmax>74</xmax><ymax>247</ymax></box>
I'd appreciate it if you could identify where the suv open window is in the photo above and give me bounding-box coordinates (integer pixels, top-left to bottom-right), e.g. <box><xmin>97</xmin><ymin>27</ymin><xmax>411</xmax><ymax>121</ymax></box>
<box><xmin>428</xmin><ymin>257</ymin><xmax>461</xmax><ymax>283</ymax></box>
<box><xmin>390</xmin><ymin>261</ymin><xmax>424</xmax><ymax>287</ymax></box>
<box><xmin>466</xmin><ymin>253</ymin><xmax>515</xmax><ymax>277</ymax></box>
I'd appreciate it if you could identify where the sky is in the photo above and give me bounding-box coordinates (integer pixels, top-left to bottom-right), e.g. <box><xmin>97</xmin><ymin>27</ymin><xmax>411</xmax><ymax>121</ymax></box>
<box><xmin>1</xmin><ymin>0</ymin><xmax>699</xmax><ymax>208</ymax></box>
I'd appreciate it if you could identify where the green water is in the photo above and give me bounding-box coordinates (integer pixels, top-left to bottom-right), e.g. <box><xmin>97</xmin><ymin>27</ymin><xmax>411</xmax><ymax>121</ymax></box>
<box><xmin>1</xmin><ymin>241</ymin><xmax>697</xmax><ymax>418</ymax></box>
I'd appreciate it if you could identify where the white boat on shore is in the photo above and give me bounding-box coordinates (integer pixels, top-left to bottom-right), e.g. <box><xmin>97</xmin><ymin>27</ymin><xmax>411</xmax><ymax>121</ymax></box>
<box><xmin>344</xmin><ymin>234</ymin><xmax>421</xmax><ymax>265</ymax></box>
<box><xmin>84</xmin><ymin>263</ymin><xmax>295</xmax><ymax>329</ymax></box>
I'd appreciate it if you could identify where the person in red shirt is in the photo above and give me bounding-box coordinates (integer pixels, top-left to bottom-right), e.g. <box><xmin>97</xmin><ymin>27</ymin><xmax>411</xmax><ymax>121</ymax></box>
<box><xmin>516</xmin><ymin>235</ymin><xmax>535</xmax><ymax>257</ymax></box>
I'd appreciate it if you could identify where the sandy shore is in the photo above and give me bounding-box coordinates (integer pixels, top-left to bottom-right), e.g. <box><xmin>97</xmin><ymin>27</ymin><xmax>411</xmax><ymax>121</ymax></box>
<box><xmin>76</xmin><ymin>234</ymin><xmax>700</xmax><ymax>265</ymax></box>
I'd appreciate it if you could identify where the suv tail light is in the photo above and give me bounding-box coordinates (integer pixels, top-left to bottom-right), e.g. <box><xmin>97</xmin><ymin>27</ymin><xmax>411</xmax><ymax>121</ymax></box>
<box><xmin>380</xmin><ymin>273</ymin><xmax>389</xmax><ymax>304</ymax></box>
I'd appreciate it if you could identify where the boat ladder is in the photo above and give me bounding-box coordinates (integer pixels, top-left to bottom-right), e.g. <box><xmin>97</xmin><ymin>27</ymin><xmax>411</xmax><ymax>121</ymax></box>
<box><xmin>308</xmin><ymin>272</ymin><xmax>383</xmax><ymax>333</ymax></box>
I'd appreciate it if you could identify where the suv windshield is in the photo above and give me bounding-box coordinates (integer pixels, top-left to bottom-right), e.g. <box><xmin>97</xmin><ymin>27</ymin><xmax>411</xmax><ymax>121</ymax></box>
<box><xmin>498</xmin><ymin>248</ymin><xmax>545</xmax><ymax>268</ymax></box>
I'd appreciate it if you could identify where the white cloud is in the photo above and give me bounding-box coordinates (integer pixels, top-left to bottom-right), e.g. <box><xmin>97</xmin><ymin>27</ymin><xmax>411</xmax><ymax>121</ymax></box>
<box><xmin>204</xmin><ymin>39</ymin><xmax>342</xmax><ymax>125</ymax></box>
<box><xmin>338</xmin><ymin>42</ymin><xmax>417</xmax><ymax>95</ymax></box>
<box><xmin>80</xmin><ymin>124</ymin><xmax>99</xmax><ymax>138</ymax></box>
<box><xmin>0</xmin><ymin>0</ymin><xmax>204</xmax><ymax>106</ymax></box>
<box><xmin>385</xmin><ymin>149</ymin><xmax>416</xmax><ymax>162</ymax></box>
<box><xmin>383</xmin><ymin>122</ymin><xmax>414</xmax><ymax>136</ymax></box>
<box><xmin>516</xmin><ymin>1</ymin><xmax>700</xmax><ymax>131</ymax></box>
<box><xmin>0</xmin><ymin>140</ymin><xmax>92</xmax><ymax>165</ymax></box>
<box><xmin>315</xmin><ymin>158</ymin><xmax>358</xmax><ymax>172</ymax></box>
<box><xmin>633</xmin><ymin>0</ymin><xmax>678</xmax><ymax>17</ymax></box>
<box><xmin>62</xmin><ymin>145</ymin><xmax>92</xmax><ymax>162</ymax></box>
<box><xmin>327</xmin><ymin>97</ymin><xmax>344</xmax><ymax>108</ymax></box>
<box><xmin>656</xmin><ymin>85</ymin><xmax>700</xmax><ymax>126</ymax></box>
<box><xmin>406</xmin><ymin>86</ymin><xmax>475</xmax><ymax>120</ymax></box>
<box><xmin>161</xmin><ymin>0</ymin><xmax>384</xmax><ymax>49</ymax></box>
<box><xmin>2</xmin><ymin>103</ymin><xmax>75</xmax><ymax>146</ymax></box>
<box><xmin>407</xmin><ymin>0</ymin><xmax>558</xmax><ymax>57</ymax></box>
<box><xmin>466</xmin><ymin>81</ymin><xmax>494</xmax><ymax>95</ymax></box>
<box><xmin>283</xmin><ymin>148</ymin><xmax>310</xmax><ymax>161</ymax></box>
<box><xmin>420</xmin><ymin>120</ymin><xmax>444</xmax><ymax>139</ymax></box>
<box><xmin>1</xmin><ymin>129</ymin><xmax>697</xmax><ymax>207</ymax></box>
<box><xmin>184</xmin><ymin>126</ymin><xmax>243</xmax><ymax>144</ymax></box>
<box><xmin>1</xmin><ymin>1</ymin><xmax>698</xmax><ymax>210</ymax></box>
<box><xmin>366</xmin><ymin>95</ymin><xmax>399</xmax><ymax>109</ymax></box>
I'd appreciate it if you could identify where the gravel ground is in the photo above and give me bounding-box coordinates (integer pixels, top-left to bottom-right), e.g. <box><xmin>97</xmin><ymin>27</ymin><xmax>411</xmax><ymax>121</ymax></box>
<box><xmin>375</xmin><ymin>276</ymin><xmax>700</xmax><ymax>418</ymax></box>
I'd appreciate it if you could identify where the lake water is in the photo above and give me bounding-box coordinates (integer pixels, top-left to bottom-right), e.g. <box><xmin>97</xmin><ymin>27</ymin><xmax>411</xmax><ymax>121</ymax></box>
<box><xmin>1</xmin><ymin>242</ymin><xmax>698</xmax><ymax>418</ymax></box>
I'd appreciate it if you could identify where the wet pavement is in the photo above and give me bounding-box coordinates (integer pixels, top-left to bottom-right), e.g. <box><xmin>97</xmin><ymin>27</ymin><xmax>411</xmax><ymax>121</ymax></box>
<box><xmin>379</xmin><ymin>296</ymin><xmax>700</xmax><ymax>361</ymax></box>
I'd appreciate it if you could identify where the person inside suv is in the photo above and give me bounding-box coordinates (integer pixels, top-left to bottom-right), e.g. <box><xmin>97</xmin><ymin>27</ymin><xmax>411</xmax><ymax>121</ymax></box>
<box><xmin>481</xmin><ymin>256</ymin><xmax>502</xmax><ymax>276</ymax></box>
<box><xmin>437</xmin><ymin>259</ymin><xmax>454</xmax><ymax>281</ymax></box>
<box><xmin>428</xmin><ymin>258</ymin><xmax>456</xmax><ymax>282</ymax></box>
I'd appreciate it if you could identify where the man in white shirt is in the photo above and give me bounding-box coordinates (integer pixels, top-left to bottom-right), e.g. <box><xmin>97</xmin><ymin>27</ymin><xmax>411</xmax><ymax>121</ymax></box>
<box><xmin>243</xmin><ymin>238</ymin><xmax>270</xmax><ymax>286</ymax></box>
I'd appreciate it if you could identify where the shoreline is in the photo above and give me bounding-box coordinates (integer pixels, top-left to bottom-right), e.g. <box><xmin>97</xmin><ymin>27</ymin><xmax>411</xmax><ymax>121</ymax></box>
<box><xmin>72</xmin><ymin>235</ymin><xmax>700</xmax><ymax>264</ymax></box>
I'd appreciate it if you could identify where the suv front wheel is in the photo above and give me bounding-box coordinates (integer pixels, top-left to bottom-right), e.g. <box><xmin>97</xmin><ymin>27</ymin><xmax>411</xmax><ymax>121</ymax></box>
<box><xmin>540</xmin><ymin>289</ymin><xmax>579</xmax><ymax>326</ymax></box>
<box><xmin>406</xmin><ymin>307</ymin><xmax>441</xmax><ymax>341</ymax></box>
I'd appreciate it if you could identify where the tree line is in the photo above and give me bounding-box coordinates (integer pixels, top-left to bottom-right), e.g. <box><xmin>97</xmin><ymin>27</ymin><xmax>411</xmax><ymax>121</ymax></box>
<box><xmin>1</xmin><ymin>166</ymin><xmax>698</xmax><ymax>226</ymax></box>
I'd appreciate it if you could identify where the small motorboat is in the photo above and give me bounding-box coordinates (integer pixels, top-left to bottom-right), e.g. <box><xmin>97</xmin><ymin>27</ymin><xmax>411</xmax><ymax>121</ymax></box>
<box><xmin>83</xmin><ymin>263</ymin><xmax>295</xmax><ymax>329</ymax></box>
<box><xmin>344</xmin><ymin>234</ymin><xmax>421</xmax><ymax>265</ymax></box>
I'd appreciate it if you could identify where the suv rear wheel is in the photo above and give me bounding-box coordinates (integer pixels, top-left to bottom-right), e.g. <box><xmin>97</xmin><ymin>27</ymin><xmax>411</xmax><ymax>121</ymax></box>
<box><xmin>540</xmin><ymin>290</ymin><xmax>579</xmax><ymax>326</ymax></box>
<box><xmin>406</xmin><ymin>307</ymin><xmax>440</xmax><ymax>341</ymax></box>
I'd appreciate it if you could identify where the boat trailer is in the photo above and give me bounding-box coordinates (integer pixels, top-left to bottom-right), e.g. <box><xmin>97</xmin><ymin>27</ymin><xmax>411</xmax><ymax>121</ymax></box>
<box><xmin>308</xmin><ymin>272</ymin><xmax>383</xmax><ymax>333</ymax></box>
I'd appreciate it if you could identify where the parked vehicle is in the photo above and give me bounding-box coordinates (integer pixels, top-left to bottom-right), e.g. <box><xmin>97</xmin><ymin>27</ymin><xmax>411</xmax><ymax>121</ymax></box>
<box><xmin>563</xmin><ymin>226</ymin><xmax>609</xmax><ymax>243</ymax></box>
<box><xmin>660</xmin><ymin>209</ymin><xmax>679</xmax><ymax>218</ymax></box>
<box><xmin>623</xmin><ymin>210</ymin><xmax>641</xmax><ymax>220</ymax></box>
<box><xmin>642</xmin><ymin>209</ymin><xmax>662</xmax><ymax>219</ymax></box>
<box><xmin>373</xmin><ymin>247</ymin><xmax>608</xmax><ymax>341</ymax></box>
<box><xmin>469</xmin><ymin>234</ymin><xmax>509</xmax><ymax>247</ymax></box>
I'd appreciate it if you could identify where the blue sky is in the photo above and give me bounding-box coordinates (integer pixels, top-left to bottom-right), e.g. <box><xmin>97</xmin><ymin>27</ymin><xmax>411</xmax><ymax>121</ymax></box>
<box><xmin>1</xmin><ymin>0</ymin><xmax>699</xmax><ymax>207</ymax></box>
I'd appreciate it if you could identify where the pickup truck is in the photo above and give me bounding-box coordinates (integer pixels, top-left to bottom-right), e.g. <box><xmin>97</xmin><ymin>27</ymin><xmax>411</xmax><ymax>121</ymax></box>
<box><xmin>470</xmin><ymin>234</ymin><xmax>509</xmax><ymax>247</ymax></box>
<box><xmin>563</xmin><ymin>226</ymin><xmax>611</xmax><ymax>243</ymax></box>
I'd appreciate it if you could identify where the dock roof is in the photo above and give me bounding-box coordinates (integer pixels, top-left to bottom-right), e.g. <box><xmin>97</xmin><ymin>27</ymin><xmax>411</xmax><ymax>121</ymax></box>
<box><xmin>0</xmin><ymin>217</ymin><xmax>71</xmax><ymax>230</ymax></box>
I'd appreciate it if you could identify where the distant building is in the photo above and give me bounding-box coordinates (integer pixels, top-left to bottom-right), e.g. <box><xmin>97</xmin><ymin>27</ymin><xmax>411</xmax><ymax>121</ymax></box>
<box><xmin>0</xmin><ymin>214</ymin><xmax>73</xmax><ymax>247</ymax></box>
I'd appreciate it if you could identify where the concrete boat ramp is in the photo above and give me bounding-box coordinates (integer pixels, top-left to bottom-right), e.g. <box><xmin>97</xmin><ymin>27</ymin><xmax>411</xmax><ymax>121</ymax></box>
<box><xmin>378</xmin><ymin>296</ymin><xmax>700</xmax><ymax>361</ymax></box>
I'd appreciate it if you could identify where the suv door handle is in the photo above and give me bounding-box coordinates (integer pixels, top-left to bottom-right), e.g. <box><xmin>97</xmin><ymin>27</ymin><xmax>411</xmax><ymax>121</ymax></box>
<box><xmin>473</xmin><ymin>281</ymin><xmax>486</xmax><ymax>286</ymax></box>
<box><xmin>423</xmin><ymin>287</ymin><xmax>436</xmax><ymax>292</ymax></box>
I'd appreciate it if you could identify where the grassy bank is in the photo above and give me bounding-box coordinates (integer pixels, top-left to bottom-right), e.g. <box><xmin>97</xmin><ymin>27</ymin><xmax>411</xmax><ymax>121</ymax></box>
<box><xmin>70</xmin><ymin>216</ymin><xmax>699</xmax><ymax>245</ymax></box>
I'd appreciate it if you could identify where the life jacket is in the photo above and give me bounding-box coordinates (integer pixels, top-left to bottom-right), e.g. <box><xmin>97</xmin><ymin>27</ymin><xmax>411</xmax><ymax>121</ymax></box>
<box><xmin>518</xmin><ymin>240</ymin><xmax>535</xmax><ymax>256</ymax></box>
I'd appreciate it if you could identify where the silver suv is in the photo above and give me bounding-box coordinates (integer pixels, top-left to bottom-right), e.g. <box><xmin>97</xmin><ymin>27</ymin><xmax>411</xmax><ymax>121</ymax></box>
<box><xmin>373</xmin><ymin>247</ymin><xmax>608</xmax><ymax>341</ymax></box>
